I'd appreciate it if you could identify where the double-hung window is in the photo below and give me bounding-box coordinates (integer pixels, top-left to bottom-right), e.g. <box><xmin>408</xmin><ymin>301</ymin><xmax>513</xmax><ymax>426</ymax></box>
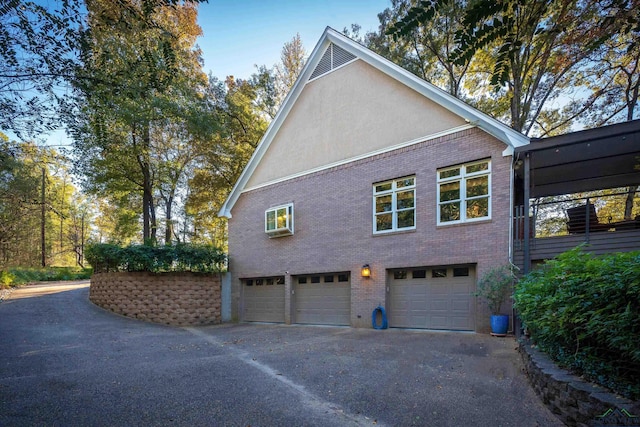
<box><xmin>265</xmin><ymin>203</ymin><xmax>294</xmax><ymax>237</ymax></box>
<box><xmin>437</xmin><ymin>160</ymin><xmax>490</xmax><ymax>224</ymax></box>
<box><xmin>373</xmin><ymin>176</ymin><xmax>416</xmax><ymax>234</ymax></box>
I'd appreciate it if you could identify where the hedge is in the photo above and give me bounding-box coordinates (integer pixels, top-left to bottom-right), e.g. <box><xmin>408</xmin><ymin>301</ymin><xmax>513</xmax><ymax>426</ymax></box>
<box><xmin>85</xmin><ymin>243</ymin><xmax>227</xmax><ymax>274</ymax></box>
<box><xmin>0</xmin><ymin>267</ymin><xmax>93</xmax><ymax>288</ymax></box>
<box><xmin>514</xmin><ymin>247</ymin><xmax>640</xmax><ymax>399</ymax></box>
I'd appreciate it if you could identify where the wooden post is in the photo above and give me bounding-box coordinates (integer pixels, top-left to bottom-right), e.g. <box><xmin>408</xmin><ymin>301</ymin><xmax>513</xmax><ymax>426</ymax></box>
<box><xmin>523</xmin><ymin>154</ymin><xmax>531</xmax><ymax>275</ymax></box>
<box><xmin>585</xmin><ymin>197</ymin><xmax>590</xmax><ymax>244</ymax></box>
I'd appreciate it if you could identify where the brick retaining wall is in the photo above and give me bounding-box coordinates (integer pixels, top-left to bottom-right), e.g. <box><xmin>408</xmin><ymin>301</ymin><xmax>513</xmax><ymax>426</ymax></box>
<box><xmin>519</xmin><ymin>339</ymin><xmax>639</xmax><ymax>426</ymax></box>
<box><xmin>90</xmin><ymin>272</ymin><xmax>221</xmax><ymax>326</ymax></box>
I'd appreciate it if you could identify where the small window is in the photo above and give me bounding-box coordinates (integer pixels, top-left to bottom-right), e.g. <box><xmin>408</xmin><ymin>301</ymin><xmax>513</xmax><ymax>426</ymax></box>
<box><xmin>453</xmin><ymin>267</ymin><xmax>470</xmax><ymax>277</ymax></box>
<box><xmin>265</xmin><ymin>203</ymin><xmax>294</xmax><ymax>237</ymax></box>
<box><xmin>373</xmin><ymin>176</ymin><xmax>416</xmax><ymax>234</ymax></box>
<box><xmin>298</xmin><ymin>277</ymin><xmax>307</xmax><ymax>284</ymax></box>
<box><xmin>256</xmin><ymin>279</ymin><xmax>264</xmax><ymax>286</ymax></box>
<box><xmin>310</xmin><ymin>276</ymin><xmax>320</xmax><ymax>283</ymax></box>
<box><xmin>393</xmin><ymin>270</ymin><xmax>407</xmax><ymax>280</ymax></box>
<box><xmin>276</xmin><ymin>277</ymin><xmax>285</xmax><ymax>285</ymax></box>
<box><xmin>245</xmin><ymin>279</ymin><xmax>253</xmax><ymax>286</ymax></box>
<box><xmin>432</xmin><ymin>269</ymin><xmax>447</xmax><ymax>278</ymax></box>
<box><xmin>338</xmin><ymin>274</ymin><xmax>349</xmax><ymax>282</ymax></box>
<box><xmin>412</xmin><ymin>269</ymin><xmax>427</xmax><ymax>279</ymax></box>
<box><xmin>266</xmin><ymin>278</ymin><xmax>274</xmax><ymax>286</ymax></box>
<box><xmin>324</xmin><ymin>275</ymin><xmax>334</xmax><ymax>283</ymax></box>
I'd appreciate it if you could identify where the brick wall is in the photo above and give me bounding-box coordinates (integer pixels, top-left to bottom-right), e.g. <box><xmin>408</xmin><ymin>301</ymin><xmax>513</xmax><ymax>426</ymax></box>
<box><xmin>229</xmin><ymin>127</ymin><xmax>513</xmax><ymax>332</ymax></box>
<box><xmin>519</xmin><ymin>340</ymin><xmax>640</xmax><ymax>426</ymax></box>
<box><xmin>90</xmin><ymin>272</ymin><xmax>221</xmax><ymax>326</ymax></box>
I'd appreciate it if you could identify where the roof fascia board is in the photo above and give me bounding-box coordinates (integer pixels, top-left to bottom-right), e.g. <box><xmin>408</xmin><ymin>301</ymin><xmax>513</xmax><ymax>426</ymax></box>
<box><xmin>515</xmin><ymin>119</ymin><xmax>640</xmax><ymax>154</ymax></box>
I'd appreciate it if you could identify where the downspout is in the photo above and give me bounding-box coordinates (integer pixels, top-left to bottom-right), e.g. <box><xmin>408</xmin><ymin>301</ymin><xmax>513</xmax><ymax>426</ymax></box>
<box><xmin>509</xmin><ymin>155</ymin><xmax>516</xmax><ymax>337</ymax></box>
<box><xmin>508</xmin><ymin>157</ymin><xmax>515</xmax><ymax>264</ymax></box>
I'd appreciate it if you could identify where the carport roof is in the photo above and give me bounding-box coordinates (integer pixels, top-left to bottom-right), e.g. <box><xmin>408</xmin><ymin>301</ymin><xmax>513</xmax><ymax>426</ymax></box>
<box><xmin>514</xmin><ymin>120</ymin><xmax>640</xmax><ymax>198</ymax></box>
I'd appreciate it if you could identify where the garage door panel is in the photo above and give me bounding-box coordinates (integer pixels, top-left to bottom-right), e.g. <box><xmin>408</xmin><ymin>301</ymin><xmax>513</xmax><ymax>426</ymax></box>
<box><xmin>243</xmin><ymin>282</ymin><xmax>285</xmax><ymax>323</ymax></box>
<box><xmin>430</xmin><ymin>316</ymin><xmax>449</xmax><ymax>329</ymax></box>
<box><xmin>450</xmin><ymin>316</ymin><xmax>472</xmax><ymax>329</ymax></box>
<box><xmin>389</xmin><ymin>267</ymin><xmax>475</xmax><ymax>331</ymax></box>
<box><xmin>294</xmin><ymin>276</ymin><xmax>350</xmax><ymax>326</ymax></box>
<box><xmin>451</xmin><ymin>299</ymin><xmax>471</xmax><ymax>311</ymax></box>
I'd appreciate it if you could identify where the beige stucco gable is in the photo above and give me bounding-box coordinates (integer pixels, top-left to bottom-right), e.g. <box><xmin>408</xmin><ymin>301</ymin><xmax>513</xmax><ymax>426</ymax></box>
<box><xmin>245</xmin><ymin>59</ymin><xmax>467</xmax><ymax>189</ymax></box>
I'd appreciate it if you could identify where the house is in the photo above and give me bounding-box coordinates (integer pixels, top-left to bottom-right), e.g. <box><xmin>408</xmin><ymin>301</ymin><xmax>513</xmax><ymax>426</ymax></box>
<box><xmin>218</xmin><ymin>27</ymin><xmax>531</xmax><ymax>333</ymax></box>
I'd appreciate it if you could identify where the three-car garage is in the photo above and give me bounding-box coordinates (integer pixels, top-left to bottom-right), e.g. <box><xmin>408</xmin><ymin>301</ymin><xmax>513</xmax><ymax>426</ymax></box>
<box><xmin>241</xmin><ymin>265</ymin><xmax>476</xmax><ymax>331</ymax></box>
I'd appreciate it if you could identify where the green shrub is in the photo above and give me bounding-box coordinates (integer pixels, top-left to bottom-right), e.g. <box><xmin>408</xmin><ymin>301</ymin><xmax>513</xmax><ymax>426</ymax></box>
<box><xmin>1</xmin><ymin>267</ymin><xmax>93</xmax><ymax>287</ymax></box>
<box><xmin>86</xmin><ymin>243</ymin><xmax>227</xmax><ymax>274</ymax></box>
<box><xmin>475</xmin><ymin>264</ymin><xmax>516</xmax><ymax>314</ymax></box>
<box><xmin>514</xmin><ymin>247</ymin><xmax>640</xmax><ymax>399</ymax></box>
<box><xmin>1</xmin><ymin>270</ymin><xmax>16</xmax><ymax>288</ymax></box>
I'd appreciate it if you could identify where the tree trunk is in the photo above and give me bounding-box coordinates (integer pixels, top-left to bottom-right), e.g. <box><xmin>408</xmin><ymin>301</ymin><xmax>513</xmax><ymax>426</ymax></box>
<box><xmin>165</xmin><ymin>193</ymin><xmax>174</xmax><ymax>245</ymax></box>
<box><xmin>150</xmin><ymin>195</ymin><xmax>157</xmax><ymax>243</ymax></box>
<box><xmin>141</xmin><ymin>123</ymin><xmax>155</xmax><ymax>245</ymax></box>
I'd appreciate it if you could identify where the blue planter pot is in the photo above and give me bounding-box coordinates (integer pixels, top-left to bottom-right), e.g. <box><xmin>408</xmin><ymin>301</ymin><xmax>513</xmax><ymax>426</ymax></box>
<box><xmin>490</xmin><ymin>314</ymin><xmax>509</xmax><ymax>336</ymax></box>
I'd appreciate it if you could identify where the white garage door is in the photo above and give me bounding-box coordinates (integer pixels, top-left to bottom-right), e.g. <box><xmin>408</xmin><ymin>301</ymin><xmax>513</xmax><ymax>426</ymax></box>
<box><xmin>294</xmin><ymin>273</ymin><xmax>350</xmax><ymax>326</ymax></box>
<box><xmin>242</xmin><ymin>277</ymin><xmax>285</xmax><ymax>323</ymax></box>
<box><xmin>388</xmin><ymin>266</ymin><xmax>475</xmax><ymax>331</ymax></box>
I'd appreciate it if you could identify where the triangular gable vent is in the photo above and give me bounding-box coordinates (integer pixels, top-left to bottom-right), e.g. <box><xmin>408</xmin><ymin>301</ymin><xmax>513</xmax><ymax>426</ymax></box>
<box><xmin>309</xmin><ymin>43</ymin><xmax>356</xmax><ymax>81</ymax></box>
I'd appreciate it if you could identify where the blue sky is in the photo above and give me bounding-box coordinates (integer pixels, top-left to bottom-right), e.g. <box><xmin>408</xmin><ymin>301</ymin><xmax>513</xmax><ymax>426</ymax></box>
<box><xmin>16</xmin><ymin>1</ymin><xmax>390</xmax><ymax>146</ymax></box>
<box><xmin>196</xmin><ymin>0</ymin><xmax>390</xmax><ymax>80</ymax></box>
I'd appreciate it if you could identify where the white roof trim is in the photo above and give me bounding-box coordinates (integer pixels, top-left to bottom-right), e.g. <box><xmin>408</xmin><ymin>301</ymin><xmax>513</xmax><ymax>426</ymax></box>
<box><xmin>242</xmin><ymin>124</ymin><xmax>477</xmax><ymax>194</ymax></box>
<box><xmin>218</xmin><ymin>27</ymin><xmax>530</xmax><ymax>218</ymax></box>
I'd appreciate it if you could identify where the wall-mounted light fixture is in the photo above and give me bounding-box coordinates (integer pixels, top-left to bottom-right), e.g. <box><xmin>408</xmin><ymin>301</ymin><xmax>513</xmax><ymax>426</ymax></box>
<box><xmin>361</xmin><ymin>264</ymin><xmax>371</xmax><ymax>278</ymax></box>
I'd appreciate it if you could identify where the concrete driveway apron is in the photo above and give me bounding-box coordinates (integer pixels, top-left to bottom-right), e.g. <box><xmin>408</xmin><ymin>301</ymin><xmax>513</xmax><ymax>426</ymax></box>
<box><xmin>0</xmin><ymin>282</ymin><xmax>562</xmax><ymax>426</ymax></box>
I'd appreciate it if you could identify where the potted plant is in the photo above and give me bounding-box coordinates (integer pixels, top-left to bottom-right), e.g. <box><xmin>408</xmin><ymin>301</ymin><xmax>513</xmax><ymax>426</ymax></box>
<box><xmin>476</xmin><ymin>265</ymin><xmax>516</xmax><ymax>336</ymax></box>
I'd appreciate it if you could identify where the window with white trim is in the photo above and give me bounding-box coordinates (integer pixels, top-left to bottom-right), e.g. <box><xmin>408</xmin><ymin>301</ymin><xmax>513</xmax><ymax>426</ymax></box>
<box><xmin>373</xmin><ymin>176</ymin><xmax>416</xmax><ymax>234</ymax></box>
<box><xmin>437</xmin><ymin>160</ymin><xmax>490</xmax><ymax>224</ymax></box>
<box><xmin>265</xmin><ymin>203</ymin><xmax>294</xmax><ymax>237</ymax></box>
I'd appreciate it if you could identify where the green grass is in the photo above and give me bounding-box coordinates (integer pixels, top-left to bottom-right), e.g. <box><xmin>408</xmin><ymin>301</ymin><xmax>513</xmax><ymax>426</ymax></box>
<box><xmin>0</xmin><ymin>267</ymin><xmax>93</xmax><ymax>288</ymax></box>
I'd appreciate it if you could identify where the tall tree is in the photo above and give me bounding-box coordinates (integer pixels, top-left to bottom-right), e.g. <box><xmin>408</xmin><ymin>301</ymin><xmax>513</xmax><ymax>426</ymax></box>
<box><xmin>583</xmin><ymin>29</ymin><xmax>640</xmax><ymax>219</ymax></box>
<box><xmin>0</xmin><ymin>137</ymin><xmax>83</xmax><ymax>268</ymax></box>
<box><xmin>274</xmin><ymin>33</ymin><xmax>306</xmax><ymax>102</ymax></box>
<box><xmin>362</xmin><ymin>0</ymin><xmax>471</xmax><ymax>98</ymax></box>
<box><xmin>92</xmin><ymin>194</ymin><xmax>140</xmax><ymax>245</ymax></box>
<box><xmin>585</xmin><ymin>31</ymin><xmax>640</xmax><ymax>126</ymax></box>
<box><xmin>188</xmin><ymin>75</ymin><xmax>268</xmax><ymax>246</ymax></box>
<box><xmin>66</xmin><ymin>193</ymin><xmax>91</xmax><ymax>267</ymax></box>
<box><xmin>69</xmin><ymin>0</ymin><xmax>207</xmax><ymax>244</ymax></box>
<box><xmin>251</xmin><ymin>34</ymin><xmax>307</xmax><ymax>119</ymax></box>
<box><xmin>153</xmin><ymin>120</ymin><xmax>200</xmax><ymax>244</ymax></box>
<box><xmin>387</xmin><ymin>0</ymin><xmax>639</xmax><ymax>135</ymax></box>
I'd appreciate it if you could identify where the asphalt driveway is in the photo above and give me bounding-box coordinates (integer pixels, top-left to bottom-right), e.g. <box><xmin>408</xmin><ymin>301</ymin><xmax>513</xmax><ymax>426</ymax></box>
<box><xmin>0</xmin><ymin>282</ymin><xmax>562</xmax><ymax>426</ymax></box>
